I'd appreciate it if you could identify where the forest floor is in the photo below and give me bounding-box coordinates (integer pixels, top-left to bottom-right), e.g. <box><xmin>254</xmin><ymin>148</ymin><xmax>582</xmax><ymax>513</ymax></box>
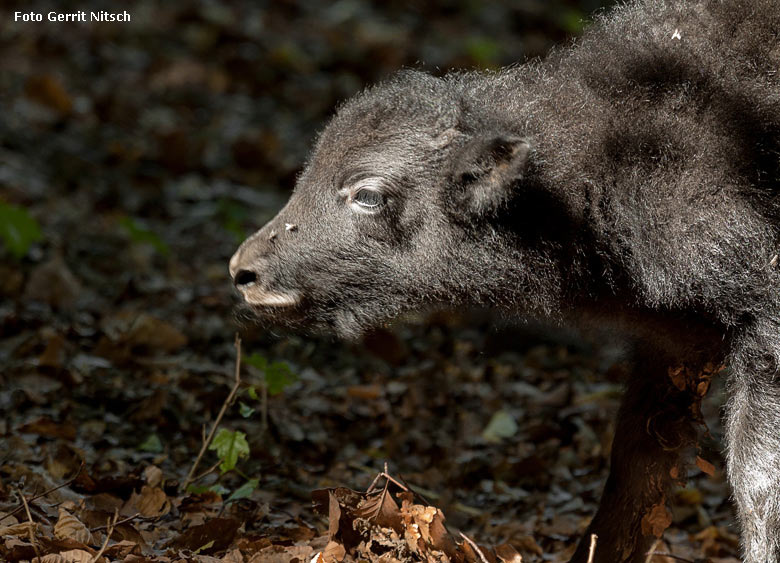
<box><xmin>1</xmin><ymin>1</ymin><xmax>740</xmax><ymax>561</ymax></box>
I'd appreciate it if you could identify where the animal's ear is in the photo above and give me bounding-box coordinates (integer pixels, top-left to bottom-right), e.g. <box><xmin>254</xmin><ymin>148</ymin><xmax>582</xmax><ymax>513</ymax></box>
<box><xmin>449</xmin><ymin>135</ymin><xmax>531</xmax><ymax>216</ymax></box>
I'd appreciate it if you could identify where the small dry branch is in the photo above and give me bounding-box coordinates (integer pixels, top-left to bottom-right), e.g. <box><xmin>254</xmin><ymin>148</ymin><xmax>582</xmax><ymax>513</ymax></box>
<box><xmin>459</xmin><ymin>532</ymin><xmax>490</xmax><ymax>563</ymax></box>
<box><xmin>90</xmin><ymin>511</ymin><xmax>140</xmax><ymax>533</ymax></box>
<box><xmin>19</xmin><ymin>488</ymin><xmax>41</xmax><ymax>561</ymax></box>
<box><xmin>182</xmin><ymin>334</ymin><xmax>243</xmax><ymax>491</ymax></box>
<box><xmin>587</xmin><ymin>534</ymin><xmax>597</xmax><ymax>563</ymax></box>
<box><xmin>91</xmin><ymin>509</ymin><xmax>120</xmax><ymax>563</ymax></box>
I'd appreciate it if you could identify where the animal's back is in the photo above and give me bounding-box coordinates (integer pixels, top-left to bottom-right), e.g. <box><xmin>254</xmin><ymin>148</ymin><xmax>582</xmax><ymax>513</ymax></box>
<box><xmin>528</xmin><ymin>0</ymin><xmax>780</xmax><ymax>319</ymax></box>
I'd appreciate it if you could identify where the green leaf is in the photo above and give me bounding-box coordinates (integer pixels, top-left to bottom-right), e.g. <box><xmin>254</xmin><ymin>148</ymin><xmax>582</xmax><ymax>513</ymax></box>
<box><xmin>193</xmin><ymin>540</ymin><xmax>214</xmax><ymax>554</ymax></box>
<box><xmin>245</xmin><ymin>353</ymin><xmax>296</xmax><ymax>395</ymax></box>
<box><xmin>265</xmin><ymin>361</ymin><xmax>297</xmax><ymax>395</ymax></box>
<box><xmin>226</xmin><ymin>478</ymin><xmax>259</xmax><ymax>503</ymax></box>
<box><xmin>208</xmin><ymin>428</ymin><xmax>249</xmax><ymax>473</ymax></box>
<box><xmin>247</xmin><ymin>386</ymin><xmax>259</xmax><ymax>401</ymax></box>
<box><xmin>482</xmin><ymin>410</ymin><xmax>518</xmax><ymax>444</ymax></box>
<box><xmin>207</xmin><ymin>483</ymin><xmax>230</xmax><ymax>495</ymax></box>
<box><xmin>186</xmin><ymin>483</ymin><xmax>229</xmax><ymax>495</ymax></box>
<box><xmin>186</xmin><ymin>484</ymin><xmax>211</xmax><ymax>494</ymax></box>
<box><xmin>119</xmin><ymin>216</ymin><xmax>169</xmax><ymax>256</ymax></box>
<box><xmin>138</xmin><ymin>434</ymin><xmax>163</xmax><ymax>453</ymax></box>
<box><xmin>244</xmin><ymin>353</ymin><xmax>267</xmax><ymax>372</ymax></box>
<box><xmin>0</xmin><ymin>202</ymin><xmax>42</xmax><ymax>259</ymax></box>
<box><xmin>239</xmin><ymin>401</ymin><xmax>255</xmax><ymax>418</ymax></box>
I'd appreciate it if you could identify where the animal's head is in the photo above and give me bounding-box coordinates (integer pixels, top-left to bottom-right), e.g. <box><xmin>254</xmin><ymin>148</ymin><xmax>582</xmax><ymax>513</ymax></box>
<box><xmin>229</xmin><ymin>70</ymin><xmax>550</xmax><ymax>338</ymax></box>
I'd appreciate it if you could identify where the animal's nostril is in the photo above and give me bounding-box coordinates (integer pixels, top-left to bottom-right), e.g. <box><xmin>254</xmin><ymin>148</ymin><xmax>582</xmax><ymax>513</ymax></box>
<box><xmin>234</xmin><ymin>269</ymin><xmax>258</xmax><ymax>288</ymax></box>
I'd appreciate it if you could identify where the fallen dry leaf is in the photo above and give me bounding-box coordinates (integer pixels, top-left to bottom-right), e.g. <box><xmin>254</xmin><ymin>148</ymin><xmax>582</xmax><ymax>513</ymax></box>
<box><xmin>143</xmin><ymin>465</ymin><xmax>164</xmax><ymax>488</ymax></box>
<box><xmin>696</xmin><ymin>456</ymin><xmax>716</xmax><ymax>477</ymax></box>
<box><xmin>220</xmin><ymin>548</ymin><xmax>244</xmax><ymax>563</ymax></box>
<box><xmin>0</xmin><ymin>521</ymin><xmax>40</xmax><ymax>537</ymax></box>
<box><xmin>322</xmin><ymin>540</ymin><xmax>346</xmax><ymax>563</ymax></box>
<box><xmin>495</xmin><ymin>543</ymin><xmax>523</xmax><ymax>563</ymax></box>
<box><xmin>54</xmin><ymin>508</ymin><xmax>92</xmax><ymax>545</ymax></box>
<box><xmin>246</xmin><ymin>544</ymin><xmax>314</xmax><ymax>563</ymax></box>
<box><xmin>35</xmin><ymin>550</ymin><xmax>95</xmax><ymax>563</ymax></box>
<box><xmin>2</xmin><ymin>536</ymin><xmax>38</xmax><ymax>561</ymax></box>
<box><xmin>354</xmin><ymin>490</ymin><xmax>403</xmax><ymax>533</ymax></box>
<box><xmin>102</xmin><ymin>539</ymin><xmax>141</xmax><ymax>559</ymax></box>
<box><xmin>124</xmin><ymin>485</ymin><xmax>170</xmax><ymax>518</ymax></box>
<box><xmin>640</xmin><ymin>503</ymin><xmax>673</xmax><ymax>538</ymax></box>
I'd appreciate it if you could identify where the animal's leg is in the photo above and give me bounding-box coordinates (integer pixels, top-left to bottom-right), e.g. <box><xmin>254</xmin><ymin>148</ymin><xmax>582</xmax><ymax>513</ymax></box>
<box><xmin>569</xmin><ymin>354</ymin><xmax>703</xmax><ymax>563</ymax></box>
<box><xmin>725</xmin><ymin>323</ymin><xmax>780</xmax><ymax>563</ymax></box>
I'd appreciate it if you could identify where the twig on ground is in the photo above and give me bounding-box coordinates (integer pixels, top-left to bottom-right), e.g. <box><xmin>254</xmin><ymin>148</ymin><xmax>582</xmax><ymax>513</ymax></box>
<box><xmin>90</xmin><ymin>512</ymin><xmax>141</xmax><ymax>533</ymax></box>
<box><xmin>365</xmin><ymin>471</ymin><xmax>384</xmax><ymax>495</ymax></box>
<box><xmin>365</xmin><ymin>463</ymin><xmax>385</xmax><ymax>492</ymax></box>
<box><xmin>396</xmin><ymin>470</ymin><xmax>434</xmax><ymax>507</ymax></box>
<box><xmin>190</xmin><ymin>460</ymin><xmax>223</xmax><ymax>486</ymax></box>
<box><xmin>366</xmin><ymin>463</ymin><xmax>409</xmax><ymax>495</ymax></box>
<box><xmin>182</xmin><ymin>334</ymin><xmax>243</xmax><ymax>491</ymax></box>
<box><xmin>587</xmin><ymin>533</ymin><xmax>598</xmax><ymax>563</ymax></box>
<box><xmin>650</xmin><ymin>552</ymin><xmax>698</xmax><ymax>563</ymax></box>
<box><xmin>18</xmin><ymin>488</ymin><xmax>41</xmax><ymax>561</ymax></box>
<box><xmin>367</xmin><ymin>472</ymin><xmax>409</xmax><ymax>495</ymax></box>
<box><xmin>0</xmin><ymin>462</ymin><xmax>85</xmax><ymax>525</ymax></box>
<box><xmin>644</xmin><ymin>539</ymin><xmax>663</xmax><ymax>563</ymax></box>
<box><xmin>459</xmin><ymin>532</ymin><xmax>490</xmax><ymax>563</ymax></box>
<box><xmin>91</xmin><ymin>509</ymin><xmax>119</xmax><ymax>563</ymax></box>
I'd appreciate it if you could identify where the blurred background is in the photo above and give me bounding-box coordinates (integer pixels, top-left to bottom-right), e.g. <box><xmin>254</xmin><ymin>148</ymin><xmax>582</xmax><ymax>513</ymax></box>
<box><xmin>0</xmin><ymin>1</ymin><xmax>740</xmax><ymax>561</ymax></box>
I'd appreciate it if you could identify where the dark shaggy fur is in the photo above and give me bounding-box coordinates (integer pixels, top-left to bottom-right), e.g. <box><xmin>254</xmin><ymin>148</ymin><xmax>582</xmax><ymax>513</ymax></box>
<box><xmin>230</xmin><ymin>1</ymin><xmax>780</xmax><ymax>561</ymax></box>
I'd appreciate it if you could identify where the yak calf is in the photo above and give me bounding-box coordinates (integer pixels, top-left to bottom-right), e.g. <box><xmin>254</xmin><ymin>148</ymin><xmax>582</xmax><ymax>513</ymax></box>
<box><xmin>230</xmin><ymin>0</ymin><xmax>780</xmax><ymax>561</ymax></box>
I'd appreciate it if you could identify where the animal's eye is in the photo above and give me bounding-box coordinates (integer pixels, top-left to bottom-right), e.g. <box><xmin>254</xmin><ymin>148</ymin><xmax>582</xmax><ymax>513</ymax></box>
<box><xmin>352</xmin><ymin>189</ymin><xmax>384</xmax><ymax>209</ymax></box>
<box><xmin>339</xmin><ymin>176</ymin><xmax>388</xmax><ymax>213</ymax></box>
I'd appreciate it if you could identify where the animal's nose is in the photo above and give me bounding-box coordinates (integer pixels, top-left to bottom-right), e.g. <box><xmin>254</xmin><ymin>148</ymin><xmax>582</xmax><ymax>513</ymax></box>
<box><xmin>233</xmin><ymin>269</ymin><xmax>257</xmax><ymax>288</ymax></box>
<box><xmin>229</xmin><ymin>246</ymin><xmax>260</xmax><ymax>288</ymax></box>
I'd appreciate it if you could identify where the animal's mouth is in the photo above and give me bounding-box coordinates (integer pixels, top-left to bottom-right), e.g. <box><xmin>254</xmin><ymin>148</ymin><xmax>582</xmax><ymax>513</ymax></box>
<box><xmin>233</xmin><ymin>289</ymin><xmax>315</xmax><ymax>334</ymax></box>
<box><xmin>240</xmin><ymin>287</ymin><xmax>303</xmax><ymax>308</ymax></box>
